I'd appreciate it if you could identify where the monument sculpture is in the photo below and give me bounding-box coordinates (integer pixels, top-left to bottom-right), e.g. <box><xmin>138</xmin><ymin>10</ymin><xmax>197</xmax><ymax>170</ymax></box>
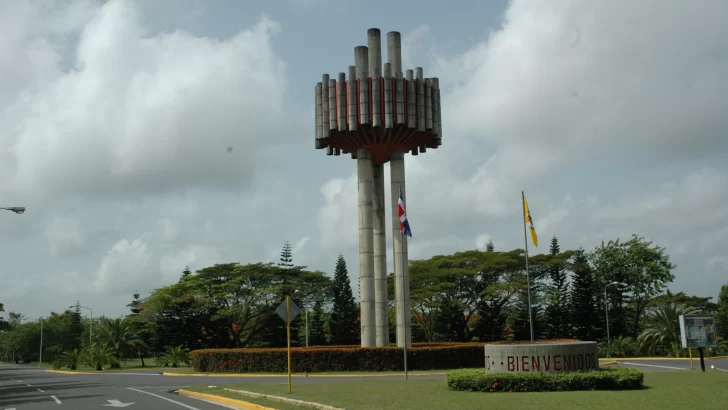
<box><xmin>314</xmin><ymin>28</ymin><xmax>442</xmax><ymax>347</ymax></box>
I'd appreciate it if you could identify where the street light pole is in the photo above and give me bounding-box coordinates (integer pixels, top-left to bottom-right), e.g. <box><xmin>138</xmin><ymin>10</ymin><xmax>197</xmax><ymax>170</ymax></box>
<box><xmin>604</xmin><ymin>281</ymin><xmax>621</xmax><ymax>357</ymax></box>
<box><xmin>38</xmin><ymin>319</ymin><xmax>43</xmax><ymax>368</ymax></box>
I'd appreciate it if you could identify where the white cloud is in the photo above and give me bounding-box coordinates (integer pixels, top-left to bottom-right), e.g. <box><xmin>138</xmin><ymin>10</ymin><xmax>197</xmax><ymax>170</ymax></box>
<box><xmin>315</xmin><ymin>0</ymin><xmax>728</xmax><ymax>299</ymax></box>
<box><xmin>1</xmin><ymin>0</ymin><xmax>293</xmax><ymax>199</ymax></box>
<box><xmin>2</xmin><ymin>0</ymin><xmax>728</xmax><ymax>321</ymax></box>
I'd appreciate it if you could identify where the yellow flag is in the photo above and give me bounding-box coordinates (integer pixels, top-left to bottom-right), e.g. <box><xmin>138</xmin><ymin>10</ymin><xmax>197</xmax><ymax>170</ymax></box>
<box><xmin>523</xmin><ymin>194</ymin><xmax>539</xmax><ymax>247</ymax></box>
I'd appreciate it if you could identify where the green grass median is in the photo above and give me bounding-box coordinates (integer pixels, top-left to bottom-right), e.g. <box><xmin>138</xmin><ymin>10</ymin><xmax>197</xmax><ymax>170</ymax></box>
<box><xmin>185</xmin><ymin>370</ymin><xmax>728</xmax><ymax>410</ymax></box>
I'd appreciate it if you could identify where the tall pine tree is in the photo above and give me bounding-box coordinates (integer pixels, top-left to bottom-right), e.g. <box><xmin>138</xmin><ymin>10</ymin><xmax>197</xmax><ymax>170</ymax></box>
<box><xmin>570</xmin><ymin>248</ymin><xmax>601</xmax><ymax>341</ymax></box>
<box><xmin>308</xmin><ymin>299</ymin><xmax>327</xmax><ymax>345</ymax></box>
<box><xmin>181</xmin><ymin>265</ymin><xmax>192</xmax><ymax>277</ymax></box>
<box><xmin>544</xmin><ymin>236</ymin><xmax>570</xmax><ymax>338</ymax></box>
<box><xmin>329</xmin><ymin>254</ymin><xmax>360</xmax><ymax>345</ymax></box>
<box><xmin>486</xmin><ymin>239</ymin><xmax>495</xmax><ymax>252</ymax></box>
<box><xmin>279</xmin><ymin>242</ymin><xmax>293</xmax><ymax>268</ymax></box>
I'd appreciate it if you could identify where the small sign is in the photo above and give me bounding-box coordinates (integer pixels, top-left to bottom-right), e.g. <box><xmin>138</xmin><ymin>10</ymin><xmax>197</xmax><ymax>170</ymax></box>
<box><xmin>679</xmin><ymin>315</ymin><xmax>717</xmax><ymax>349</ymax></box>
<box><xmin>276</xmin><ymin>299</ymin><xmax>300</xmax><ymax>323</ymax></box>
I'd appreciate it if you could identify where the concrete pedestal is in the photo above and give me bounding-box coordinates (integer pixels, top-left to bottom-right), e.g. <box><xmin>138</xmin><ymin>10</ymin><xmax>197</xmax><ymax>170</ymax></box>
<box><xmin>484</xmin><ymin>342</ymin><xmax>599</xmax><ymax>373</ymax></box>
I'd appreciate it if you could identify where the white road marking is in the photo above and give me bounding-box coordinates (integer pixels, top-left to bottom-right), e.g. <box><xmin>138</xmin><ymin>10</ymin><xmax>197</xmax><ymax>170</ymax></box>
<box><xmin>51</xmin><ymin>395</ymin><xmax>62</xmax><ymax>404</ymax></box>
<box><xmin>620</xmin><ymin>362</ymin><xmax>687</xmax><ymax>370</ymax></box>
<box><xmin>127</xmin><ymin>388</ymin><xmax>200</xmax><ymax>410</ymax></box>
<box><xmin>37</xmin><ymin>389</ymin><xmax>46</xmax><ymax>392</ymax></box>
<box><xmin>101</xmin><ymin>399</ymin><xmax>135</xmax><ymax>407</ymax></box>
<box><xmin>15</xmin><ymin>380</ymin><xmax>22</xmax><ymax>383</ymax></box>
<box><xmin>25</xmin><ymin>383</ymin><xmax>32</xmax><ymax>387</ymax></box>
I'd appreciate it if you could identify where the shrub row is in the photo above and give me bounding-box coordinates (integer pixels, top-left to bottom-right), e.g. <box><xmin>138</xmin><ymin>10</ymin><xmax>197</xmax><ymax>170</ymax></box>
<box><xmin>446</xmin><ymin>367</ymin><xmax>644</xmax><ymax>393</ymax></box>
<box><xmin>190</xmin><ymin>344</ymin><xmax>485</xmax><ymax>373</ymax></box>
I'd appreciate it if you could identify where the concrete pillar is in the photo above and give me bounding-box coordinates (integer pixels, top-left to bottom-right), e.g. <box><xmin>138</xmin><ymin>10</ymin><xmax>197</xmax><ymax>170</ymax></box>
<box><xmin>373</xmin><ymin>164</ymin><xmax>389</xmax><ymax>346</ymax></box>
<box><xmin>390</xmin><ymin>151</ymin><xmax>411</xmax><ymax>347</ymax></box>
<box><xmin>357</xmin><ymin>149</ymin><xmax>376</xmax><ymax>347</ymax></box>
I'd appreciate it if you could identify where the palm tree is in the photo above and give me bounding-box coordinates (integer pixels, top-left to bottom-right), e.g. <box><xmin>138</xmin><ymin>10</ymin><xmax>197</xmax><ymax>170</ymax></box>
<box><xmin>94</xmin><ymin>317</ymin><xmax>146</xmax><ymax>368</ymax></box>
<box><xmin>638</xmin><ymin>302</ymin><xmax>698</xmax><ymax>357</ymax></box>
<box><xmin>83</xmin><ymin>345</ymin><xmax>116</xmax><ymax>371</ymax></box>
<box><xmin>155</xmin><ymin>345</ymin><xmax>190</xmax><ymax>368</ymax></box>
<box><xmin>53</xmin><ymin>349</ymin><xmax>83</xmax><ymax>370</ymax></box>
<box><xmin>600</xmin><ymin>335</ymin><xmax>640</xmax><ymax>358</ymax></box>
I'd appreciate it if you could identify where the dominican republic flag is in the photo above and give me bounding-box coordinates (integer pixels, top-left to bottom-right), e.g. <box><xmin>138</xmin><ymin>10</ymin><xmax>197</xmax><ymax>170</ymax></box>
<box><xmin>398</xmin><ymin>190</ymin><xmax>413</xmax><ymax>238</ymax></box>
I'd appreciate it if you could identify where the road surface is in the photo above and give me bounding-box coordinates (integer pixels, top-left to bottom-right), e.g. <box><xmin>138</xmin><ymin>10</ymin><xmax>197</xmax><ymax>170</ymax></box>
<box><xmin>614</xmin><ymin>357</ymin><xmax>728</xmax><ymax>372</ymax></box>
<box><xmin>0</xmin><ymin>364</ymin><xmax>439</xmax><ymax>409</ymax></box>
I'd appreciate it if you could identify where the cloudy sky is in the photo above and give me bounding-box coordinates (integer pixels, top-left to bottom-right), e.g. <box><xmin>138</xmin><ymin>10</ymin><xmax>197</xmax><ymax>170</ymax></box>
<box><xmin>1</xmin><ymin>0</ymin><xmax>727</xmax><ymax>320</ymax></box>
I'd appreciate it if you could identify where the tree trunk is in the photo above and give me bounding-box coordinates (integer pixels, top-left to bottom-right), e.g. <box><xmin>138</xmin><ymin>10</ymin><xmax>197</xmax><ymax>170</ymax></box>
<box><xmin>139</xmin><ymin>351</ymin><xmax>145</xmax><ymax>367</ymax></box>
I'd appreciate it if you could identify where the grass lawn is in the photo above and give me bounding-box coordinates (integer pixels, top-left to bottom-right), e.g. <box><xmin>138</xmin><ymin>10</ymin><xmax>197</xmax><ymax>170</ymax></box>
<box><xmin>186</xmin><ymin>370</ymin><xmax>728</xmax><ymax>410</ymax></box>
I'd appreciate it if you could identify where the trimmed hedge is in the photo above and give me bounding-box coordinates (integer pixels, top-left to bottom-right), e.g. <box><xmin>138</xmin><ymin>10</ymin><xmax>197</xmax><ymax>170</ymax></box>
<box><xmin>190</xmin><ymin>344</ymin><xmax>485</xmax><ymax>373</ymax></box>
<box><xmin>189</xmin><ymin>340</ymin><xmax>582</xmax><ymax>373</ymax></box>
<box><xmin>446</xmin><ymin>367</ymin><xmax>644</xmax><ymax>393</ymax></box>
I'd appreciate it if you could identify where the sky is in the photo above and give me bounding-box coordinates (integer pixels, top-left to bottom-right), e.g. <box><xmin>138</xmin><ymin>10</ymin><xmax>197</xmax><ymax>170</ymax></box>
<box><xmin>1</xmin><ymin>0</ymin><xmax>727</xmax><ymax>320</ymax></box>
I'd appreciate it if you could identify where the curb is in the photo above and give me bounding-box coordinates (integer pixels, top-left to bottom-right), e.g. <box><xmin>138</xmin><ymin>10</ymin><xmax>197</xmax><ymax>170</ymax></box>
<box><xmin>45</xmin><ymin>370</ymin><xmax>93</xmax><ymax>375</ymax></box>
<box><xmin>163</xmin><ymin>371</ymin><xmax>446</xmax><ymax>378</ymax></box>
<box><xmin>224</xmin><ymin>388</ymin><xmax>344</xmax><ymax>410</ymax></box>
<box><xmin>178</xmin><ymin>389</ymin><xmax>275</xmax><ymax>410</ymax></box>
<box><xmin>600</xmin><ymin>361</ymin><xmax>618</xmax><ymax>366</ymax></box>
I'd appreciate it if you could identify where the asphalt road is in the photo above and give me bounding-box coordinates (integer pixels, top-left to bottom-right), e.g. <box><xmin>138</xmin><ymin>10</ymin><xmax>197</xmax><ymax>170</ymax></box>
<box><xmin>614</xmin><ymin>358</ymin><xmax>728</xmax><ymax>372</ymax></box>
<box><xmin>0</xmin><ymin>365</ymin><xmax>441</xmax><ymax>409</ymax></box>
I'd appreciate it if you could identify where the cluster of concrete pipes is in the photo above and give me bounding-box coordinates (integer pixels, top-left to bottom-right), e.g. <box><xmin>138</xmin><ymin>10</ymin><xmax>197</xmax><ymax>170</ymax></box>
<box><xmin>314</xmin><ymin>28</ymin><xmax>443</xmax><ymax>347</ymax></box>
<box><xmin>359</xmin><ymin>30</ymin><xmax>410</xmax><ymax>348</ymax></box>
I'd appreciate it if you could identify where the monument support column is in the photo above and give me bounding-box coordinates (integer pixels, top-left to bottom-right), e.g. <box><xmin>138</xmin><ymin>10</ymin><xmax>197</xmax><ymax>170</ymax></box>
<box><xmin>373</xmin><ymin>164</ymin><xmax>389</xmax><ymax>346</ymax></box>
<box><xmin>357</xmin><ymin>149</ymin><xmax>376</xmax><ymax>347</ymax></box>
<box><xmin>390</xmin><ymin>151</ymin><xmax>411</xmax><ymax>347</ymax></box>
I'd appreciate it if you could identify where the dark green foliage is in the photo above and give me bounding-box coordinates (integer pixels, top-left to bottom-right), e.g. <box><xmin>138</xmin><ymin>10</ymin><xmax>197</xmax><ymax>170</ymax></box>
<box><xmin>485</xmin><ymin>240</ymin><xmax>495</xmax><ymax>252</ymax></box>
<box><xmin>716</xmin><ymin>285</ymin><xmax>728</xmax><ymax>340</ymax></box>
<box><xmin>544</xmin><ymin>237</ymin><xmax>570</xmax><ymax>338</ymax></box>
<box><xmin>570</xmin><ymin>248</ymin><xmax>601</xmax><ymax>341</ymax></box>
<box><xmin>190</xmin><ymin>343</ymin><xmax>486</xmax><ymax>373</ymax></box>
<box><xmin>446</xmin><ymin>367</ymin><xmax>644</xmax><ymax>393</ymax></box>
<box><xmin>181</xmin><ymin>266</ymin><xmax>192</xmax><ymax>277</ymax></box>
<box><xmin>278</xmin><ymin>242</ymin><xmax>293</xmax><ymax>268</ymax></box>
<box><xmin>329</xmin><ymin>254</ymin><xmax>359</xmax><ymax>345</ymax></box>
<box><xmin>308</xmin><ymin>299</ymin><xmax>327</xmax><ymax>345</ymax></box>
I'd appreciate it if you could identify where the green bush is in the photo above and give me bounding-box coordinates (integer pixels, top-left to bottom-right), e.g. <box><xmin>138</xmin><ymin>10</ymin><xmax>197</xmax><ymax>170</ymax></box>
<box><xmin>446</xmin><ymin>367</ymin><xmax>644</xmax><ymax>393</ymax></box>
<box><xmin>189</xmin><ymin>344</ymin><xmax>485</xmax><ymax>373</ymax></box>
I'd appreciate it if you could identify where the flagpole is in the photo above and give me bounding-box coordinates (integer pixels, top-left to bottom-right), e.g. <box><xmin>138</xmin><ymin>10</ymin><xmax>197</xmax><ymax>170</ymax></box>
<box><xmin>400</xmin><ymin>185</ymin><xmax>408</xmax><ymax>380</ymax></box>
<box><xmin>521</xmin><ymin>191</ymin><xmax>535</xmax><ymax>343</ymax></box>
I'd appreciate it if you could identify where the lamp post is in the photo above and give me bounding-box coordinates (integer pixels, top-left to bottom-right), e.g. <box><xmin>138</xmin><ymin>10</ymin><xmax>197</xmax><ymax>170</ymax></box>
<box><xmin>38</xmin><ymin>319</ymin><xmax>43</xmax><ymax>368</ymax></box>
<box><xmin>71</xmin><ymin>305</ymin><xmax>93</xmax><ymax>343</ymax></box>
<box><xmin>604</xmin><ymin>281</ymin><xmax>622</xmax><ymax>357</ymax></box>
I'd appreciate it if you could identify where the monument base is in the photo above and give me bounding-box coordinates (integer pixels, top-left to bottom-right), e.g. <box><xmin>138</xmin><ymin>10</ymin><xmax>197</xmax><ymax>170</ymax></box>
<box><xmin>484</xmin><ymin>341</ymin><xmax>599</xmax><ymax>373</ymax></box>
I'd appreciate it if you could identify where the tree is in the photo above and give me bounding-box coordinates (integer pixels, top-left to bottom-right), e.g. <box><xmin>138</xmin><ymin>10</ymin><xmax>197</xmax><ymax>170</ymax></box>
<box><xmin>589</xmin><ymin>235</ymin><xmax>676</xmax><ymax>339</ymax></box>
<box><xmin>279</xmin><ymin>242</ymin><xmax>293</xmax><ymax>268</ymax></box>
<box><xmin>486</xmin><ymin>240</ymin><xmax>495</xmax><ymax>252</ymax></box>
<box><xmin>544</xmin><ymin>236</ymin><xmax>570</xmax><ymax>338</ymax></box>
<box><xmin>94</xmin><ymin>317</ymin><xmax>145</xmax><ymax>367</ymax></box>
<box><xmin>648</xmin><ymin>290</ymin><xmax>717</xmax><ymax>312</ymax></box>
<box><xmin>570</xmin><ymin>248</ymin><xmax>601</xmax><ymax>341</ymax></box>
<box><xmin>716</xmin><ymin>284</ymin><xmax>728</xmax><ymax>340</ymax></box>
<box><xmin>181</xmin><ymin>266</ymin><xmax>193</xmax><ymax>278</ymax></box>
<box><xmin>638</xmin><ymin>302</ymin><xmax>697</xmax><ymax>356</ymax></box>
<box><xmin>126</xmin><ymin>292</ymin><xmax>150</xmax><ymax>366</ymax></box>
<box><xmin>329</xmin><ymin>254</ymin><xmax>359</xmax><ymax>345</ymax></box>
<box><xmin>308</xmin><ymin>299</ymin><xmax>326</xmax><ymax>345</ymax></box>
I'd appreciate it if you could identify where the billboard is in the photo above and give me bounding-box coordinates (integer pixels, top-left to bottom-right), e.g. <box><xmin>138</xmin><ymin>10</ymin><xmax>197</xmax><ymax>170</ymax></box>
<box><xmin>679</xmin><ymin>315</ymin><xmax>717</xmax><ymax>349</ymax></box>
